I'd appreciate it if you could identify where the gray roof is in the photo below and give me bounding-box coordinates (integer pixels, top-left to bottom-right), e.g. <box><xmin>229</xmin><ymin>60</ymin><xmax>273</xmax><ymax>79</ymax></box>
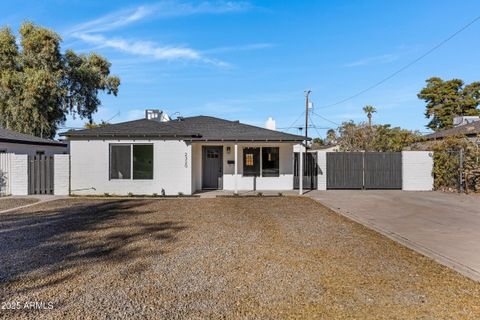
<box><xmin>0</xmin><ymin>127</ymin><xmax>67</xmax><ymax>146</ymax></box>
<box><xmin>424</xmin><ymin>121</ymin><xmax>480</xmax><ymax>140</ymax></box>
<box><xmin>61</xmin><ymin>116</ymin><xmax>307</xmax><ymax>142</ymax></box>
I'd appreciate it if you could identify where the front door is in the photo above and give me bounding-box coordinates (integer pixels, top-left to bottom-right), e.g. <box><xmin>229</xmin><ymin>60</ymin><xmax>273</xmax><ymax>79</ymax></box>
<box><xmin>202</xmin><ymin>146</ymin><xmax>223</xmax><ymax>189</ymax></box>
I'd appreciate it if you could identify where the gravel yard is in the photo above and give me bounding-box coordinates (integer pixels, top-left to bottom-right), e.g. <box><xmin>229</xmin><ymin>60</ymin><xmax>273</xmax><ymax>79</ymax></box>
<box><xmin>0</xmin><ymin>198</ymin><xmax>38</xmax><ymax>212</ymax></box>
<box><xmin>0</xmin><ymin>197</ymin><xmax>479</xmax><ymax>319</ymax></box>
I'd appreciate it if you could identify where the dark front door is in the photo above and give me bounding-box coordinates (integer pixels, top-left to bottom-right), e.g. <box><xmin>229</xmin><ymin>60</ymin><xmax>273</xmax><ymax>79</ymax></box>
<box><xmin>202</xmin><ymin>146</ymin><xmax>223</xmax><ymax>189</ymax></box>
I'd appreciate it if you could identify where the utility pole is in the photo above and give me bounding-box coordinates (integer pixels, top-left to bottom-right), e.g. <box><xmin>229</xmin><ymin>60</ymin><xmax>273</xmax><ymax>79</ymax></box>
<box><xmin>305</xmin><ymin>90</ymin><xmax>311</xmax><ymax>150</ymax></box>
<box><xmin>299</xmin><ymin>90</ymin><xmax>311</xmax><ymax>195</ymax></box>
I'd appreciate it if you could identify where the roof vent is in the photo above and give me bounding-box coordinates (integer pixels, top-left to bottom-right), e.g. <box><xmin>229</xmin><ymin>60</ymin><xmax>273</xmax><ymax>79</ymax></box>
<box><xmin>145</xmin><ymin>109</ymin><xmax>170</xmax><ymax>122</ymax></box>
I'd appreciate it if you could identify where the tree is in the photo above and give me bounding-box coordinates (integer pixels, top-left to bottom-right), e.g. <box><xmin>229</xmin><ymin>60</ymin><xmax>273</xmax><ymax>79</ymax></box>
<box><xmin>362</xmin><ymin>105</ymin><xmax>376</xmax><ymax>127</ymax></box>
<box><xmin>0</xmin><ymin>22</ymin><xmax>120</xmax><ymax>138</ymax></box>
<box><xmin>337</xmin><ymin>121</ymin><xmax>420</xmax><ymax>152</ymax></box>
<box><xmin>418</xmin><ymin>77</ymin><xmax>480</xmax><ymax>131</ymax></box>
<box><xmin>326</xmin><ymin>129</ymin><xmax>337</xmax><ymax>144</ymax></box>
<box><xmin>84</xmin><ymin>120</ymin><xmax>110</xmax><ymax>129</ymax></box>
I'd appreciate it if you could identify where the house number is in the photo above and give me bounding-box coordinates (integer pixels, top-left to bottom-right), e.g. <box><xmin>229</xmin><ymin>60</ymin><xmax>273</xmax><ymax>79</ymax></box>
<box><xmin>184</xmin><ymin>153</ymin><xmax>188</xmax><ymax>168</ymax></box>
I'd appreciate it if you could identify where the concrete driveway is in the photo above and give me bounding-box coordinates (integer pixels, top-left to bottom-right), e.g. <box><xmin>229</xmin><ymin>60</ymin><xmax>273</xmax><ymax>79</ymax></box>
<box><xmin>308</xmin><ymin>190</ymin><xmax>480</xmax><ymax>281</ymax></box>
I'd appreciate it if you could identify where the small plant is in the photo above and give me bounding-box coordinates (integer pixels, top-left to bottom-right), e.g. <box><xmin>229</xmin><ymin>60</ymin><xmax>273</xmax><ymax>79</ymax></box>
<box><xmin>257</xmin><ymin>192</ymin><xmax>263</xmax><ymax>197</ymax></box>
<box><xmin>278</xmin><ymin>192</ymin><xmax>283</xmax><ymax>197</ymax></box>
<box><xmin>128</xmin><ymin>192</ymin><xmax>134</xmax><ymax>197</ymax></box>
<box><xmin>152</xmin><ymin>193</ymin><xmax>158</xmax><ymax>197</ymax></box>
<box><xmin>104</xmin><ymin>193</ymin><xmax>110</xmax><ymax>197</ymax></box>
<box><xmin>178</xmin><ymin>192</ymin><xmax>184</xmax><ymax>196</ymax></box>
<box><xmin>233</xmin><ymin>193</ymin><xmax>239</xmax><ymax>197</ymax></box>
<box><xmin>161</xmin><ymin>189</ymin><xmax>166</xmax><ymax>196</ymax></box>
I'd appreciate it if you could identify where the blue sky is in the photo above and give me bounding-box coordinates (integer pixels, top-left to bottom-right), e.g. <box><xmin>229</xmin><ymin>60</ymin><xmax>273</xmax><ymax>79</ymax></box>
<box><xmin>2</xmin><ymin>1</ymin><xmax>480</xmax><ymax>137</ymax></box>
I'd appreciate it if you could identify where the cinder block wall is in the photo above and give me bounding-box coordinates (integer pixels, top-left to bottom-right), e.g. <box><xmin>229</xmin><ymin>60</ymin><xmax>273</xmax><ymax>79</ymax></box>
<box><xmin>54</xmin><ymin>154</ymin><xmax>70</xmax><ymax>195</ymax></box>
<box><xmin>402</xmin><ymin>151</ymin><xmax>434</xmax><ymax>191</ymax></box>
<box><xmin>10</xmin><ymin>154</ymin><xmax>28</xmax><ymax>195</ymax></box>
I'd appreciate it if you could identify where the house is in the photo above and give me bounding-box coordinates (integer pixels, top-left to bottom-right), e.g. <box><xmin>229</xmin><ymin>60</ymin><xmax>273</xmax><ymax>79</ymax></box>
<box><xmin>423</xmin><ymin>116</ymin><xmax>480</xmax><ymax>143</ymax></box>
<box><xmin>61</xmin><ymin>110</ymin><xmax>307</xmax><ymax>196</ymax></box>
<box><xmin>0</xmin><ymin>126</ymin><xmax>68</xmax><ymax>155</ymax></box>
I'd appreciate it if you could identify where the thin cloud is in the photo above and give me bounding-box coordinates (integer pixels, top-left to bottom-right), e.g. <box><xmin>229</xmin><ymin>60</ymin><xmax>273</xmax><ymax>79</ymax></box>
<box><xmin>69</xmin><ymin>6</ymin><xmax>152</xmax><ymax>33</ymax></box>
<box><xmin>343</xmin><ymin>54</ymin><xmax>399</xmax><ymax>67</ymax></box>
<box><xmin>72</xmin><ymin>33</ymin><xmax>230</xmax><ymax>66</ymax></box>
<box><xmin>68</xmin><ymin>1</ymin><xmax>252</xmax><ymax>67</ymax></box>
<box><xmin>68</xmin><ymin>1</ymin><xmax>251</xmax><ymax>34</ymax></box>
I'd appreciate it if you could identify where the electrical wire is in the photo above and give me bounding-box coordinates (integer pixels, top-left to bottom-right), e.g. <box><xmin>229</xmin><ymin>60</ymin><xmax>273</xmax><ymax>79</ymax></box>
<box><xmin>318</xmin><ymin>14</ymin><xmax>480</xmax><ymax>109</ymax></box>
<box><xmin>310</xmin><ymin>110</ymin><xmax>340</xmax><ymax>126</ymax></box>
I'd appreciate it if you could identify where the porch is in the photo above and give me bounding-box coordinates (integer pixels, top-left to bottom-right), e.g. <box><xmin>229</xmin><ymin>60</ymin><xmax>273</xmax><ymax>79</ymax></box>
<box><xmin>191</xmin><ymin>142</ymin><xmax>298</xmax><ymax>193</ymax></box>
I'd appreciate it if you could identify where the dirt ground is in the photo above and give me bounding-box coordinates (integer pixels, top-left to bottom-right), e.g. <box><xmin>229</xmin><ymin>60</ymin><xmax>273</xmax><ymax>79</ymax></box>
<box><xmin>0</xmin><ymin>198</ymin><xmax>38</xmax><ymax>212</ymax></box>
<box><xmin>0</xmin><ymin>197</ymin><xmax>479</xmax><ymax>319</ymax></box>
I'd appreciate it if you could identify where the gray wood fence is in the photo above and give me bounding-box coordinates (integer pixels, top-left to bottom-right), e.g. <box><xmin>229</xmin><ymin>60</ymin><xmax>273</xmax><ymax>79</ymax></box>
<box><xmin>327</xmin><ymin>152</ymin><xmax>402</xmax><ymax>189</ymax></box>
<box><xmin>28</xmin><ymin>155</ymin><xmax>54</xmax><ymax>195</ymax></box>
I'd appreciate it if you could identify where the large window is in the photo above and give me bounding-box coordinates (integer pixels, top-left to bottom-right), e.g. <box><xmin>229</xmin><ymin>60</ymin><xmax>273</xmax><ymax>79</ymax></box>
<box><xmin>110</xmin><ymin>144</ymin><xmax>153</xmax><ymax>180</ymax></box>
<box><xmin>243</xmin><ymin>147</ymin><xmax>260</xmax><ymax>176</ymax></box>
<box><xmin>242</xmin><ymin>147</ymin><xmax>280</xmax><ymax>177</ymax></box>
<box><xmin>133</xmin><ymin>145</ymin><xmax>154</xmax><ymax>179</ymax></box>
<box><xmin>262</xmin><ymin>147</ymin><xmax>279</xmax><ymax>177</ymax></box>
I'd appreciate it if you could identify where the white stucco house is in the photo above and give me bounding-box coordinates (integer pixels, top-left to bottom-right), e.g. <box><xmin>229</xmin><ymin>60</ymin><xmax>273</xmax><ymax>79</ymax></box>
<box><xmin>0</xmin><ymin>127</ymin><xmax>68</xmax><ymax>155</ymax></box>
<box><xmin>61</xmin><ymin>111</ymin><xmax>306</xmax><ymax>196</ymax></box>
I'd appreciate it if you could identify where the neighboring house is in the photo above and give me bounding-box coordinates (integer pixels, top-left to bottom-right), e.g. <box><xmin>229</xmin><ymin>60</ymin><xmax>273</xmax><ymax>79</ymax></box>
<box><xmin>61</xmin><ymin>111</ymin><xmax>306</xmax><ymax>196</ymax></box>
<box><xmin>424</xmin><ymin>116</ymin><xmax>480</xmax><ymax>143</ymax></box>
<box><xmin>0</xmin><ymin>127</ymin><xmax>68</xmax><ymax>155</ymax></box>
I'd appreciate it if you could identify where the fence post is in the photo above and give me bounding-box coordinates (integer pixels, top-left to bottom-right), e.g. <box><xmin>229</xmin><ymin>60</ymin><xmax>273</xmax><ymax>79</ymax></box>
<box><xmin>459</xmin><ymin>148</ymin><xmax>464</xmax><ymax>194</ymax></box>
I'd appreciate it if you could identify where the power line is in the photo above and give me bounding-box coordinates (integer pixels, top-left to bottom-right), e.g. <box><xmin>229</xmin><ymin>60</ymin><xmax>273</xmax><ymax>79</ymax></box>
<box><xmin>310</xmin><ymin>110</ymin><xmax>340</xmax><ymax>126</ymax></box>
<box><xmin>318</xmin><ymin>14</ymin><xmax>480</xmax><ymax>109</ymax></box>
<box><xmin>286</xmin><ymin>110</ymin><xmax>305</xmax><ymax>131</ymax></box>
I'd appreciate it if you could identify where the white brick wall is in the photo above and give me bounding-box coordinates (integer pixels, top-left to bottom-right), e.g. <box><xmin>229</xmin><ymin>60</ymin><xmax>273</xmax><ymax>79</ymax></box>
<box><xmin>11</xmin><ymin>154</ymin><xmax>28</xmax><ymax>195</ymax></box>
<box><xmin>54</xmin><ymin>154</ymin><xmax>70</xmax><ymax>195</ymax></box>
<box><xmin>402</xmin><ymin>151</ymin><xmax>434</xmax><ymax>191</ymax></box>
<box><xmin>317</xmin><ymin>151</ymin><xmax>327</xmax><ymax>190</ymax></box>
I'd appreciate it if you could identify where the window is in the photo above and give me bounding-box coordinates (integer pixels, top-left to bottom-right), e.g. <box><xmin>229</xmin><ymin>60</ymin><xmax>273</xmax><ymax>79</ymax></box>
<box><xmin>0</xmin><ymin>149</ymin><xmax>6</xmax><ymax>154</ymax></box>
<box><xmin>243</xmin><ymin>147</ymin><xmax>260</xmax><ymax>176</ymax></box>
<box><xmin>133</xmin><ymin>145</ymin><xmax>153</xmax><ymax>179</ymax></box>
<box><xmin>36</xmin><ymin>150</ymin><xmax>45</xmax><ymax>156</ymax></box>
<box><xmin>110</xmin><ymin>144</ymin><xmax>154</xmax><ymax>180</ymax></box>
<box><xmin>110</xmin><ymin>145</ymin><xmax>131</xmax><ymax>179</ymax></box>
<box><xmin>262</xmin><ymin>147</ymin><xmax>279</xmax><ymax>177</ymax></box>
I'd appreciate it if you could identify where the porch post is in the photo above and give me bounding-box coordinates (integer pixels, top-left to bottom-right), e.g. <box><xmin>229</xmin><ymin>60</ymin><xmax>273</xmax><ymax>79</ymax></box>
<box><xmin>234</xmin><ymin>144</ymin><xmax>238</xmax><ymax>194</ymax></box>
<box><xmin>299</xmin><ymin>145</ymin><xmax>303</xmax><ymax>195</ymax></box>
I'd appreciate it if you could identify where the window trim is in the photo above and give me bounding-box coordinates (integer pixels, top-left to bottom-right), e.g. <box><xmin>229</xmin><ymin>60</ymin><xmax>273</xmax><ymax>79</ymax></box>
<box><xmin>109</xmin><ymin>143</ymin><xmax>154</xmax><ymax>181</ymax></box>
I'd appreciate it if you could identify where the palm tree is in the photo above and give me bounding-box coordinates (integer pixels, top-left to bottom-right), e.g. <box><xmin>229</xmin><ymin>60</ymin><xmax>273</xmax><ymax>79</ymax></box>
<box><xmin>326</xmin><ymin>129</ymin><xmax>337</xmax><ymax>144</ymax></box>
<box><xmin>363</xmin><ymin>105</ymin><xmax>377</xmax><ymax>127</ymax></box>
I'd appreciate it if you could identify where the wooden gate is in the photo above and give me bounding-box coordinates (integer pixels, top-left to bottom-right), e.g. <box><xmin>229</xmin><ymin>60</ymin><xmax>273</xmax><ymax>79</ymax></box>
<box><xmin>294</xmin><ymin>152</ymin><xmax>318</xmax><ymax>189</ymax></box>
<box><xmin>327</xmin><ymin>152</ymin><xmax>402</xmax><ymax>189</ymax></box>
<box><xmin>28</xmin><ymin>155</ymin><xmax>54</xmax><ymax>195</ymax></box>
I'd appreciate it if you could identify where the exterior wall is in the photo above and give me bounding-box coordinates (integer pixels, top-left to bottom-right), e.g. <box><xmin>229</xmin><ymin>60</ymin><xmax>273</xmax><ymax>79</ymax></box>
<box><xmin>402</xmin><ymin>151</ymin><xmax>434</xmax><ymax>191</ymax></box>
<box><xmin>10</xmin><ymin>154</ymin><xmax>28</xmax><ymax>195</ymax></box>
<box><xmin>70</xmin><ymin>139</ymin><xmax>192</xmax><ymax>196</ymax></box>
<box><xmin>191</xmin><ymin>142</ymin><xmax>295</xmax><ymax>192</ymax></box>
<box><xmin>0</xmin><ymin>153</ymin><xmax>12</xmax><ymax>195</ymax></box>
<box><xmin>0</xmin><ymin>142</ymin><xmax>68</xmax><ymax>156</ymax></box>
<box><xmin>54</xmin><ymin>154</ymin><xmax>70</xmax><ymax>195</ymax></box>
<box><xmin>317</xmin><ymin>151</ymin><xmax>327</xmax><ymax>190</ymax></box>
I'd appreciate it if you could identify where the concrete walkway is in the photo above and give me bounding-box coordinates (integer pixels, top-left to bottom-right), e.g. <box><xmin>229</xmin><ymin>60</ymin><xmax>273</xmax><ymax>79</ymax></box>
<box><xmin>308</xmin><ymin>190</ymin><xmax>480</xmax><ymax>282</ymax></box>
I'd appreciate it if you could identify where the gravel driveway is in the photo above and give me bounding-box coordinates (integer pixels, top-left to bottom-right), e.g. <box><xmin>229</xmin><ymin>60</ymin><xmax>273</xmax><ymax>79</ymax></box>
<box><xmin>0</xmin><ymin>198</ymin><xmax>38</xmax><ymax>212</ymax></box>
<box><xmin>0</xmin><ymin>197</ymin><xmax>479</xmax><ymax>319</ymax></box>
